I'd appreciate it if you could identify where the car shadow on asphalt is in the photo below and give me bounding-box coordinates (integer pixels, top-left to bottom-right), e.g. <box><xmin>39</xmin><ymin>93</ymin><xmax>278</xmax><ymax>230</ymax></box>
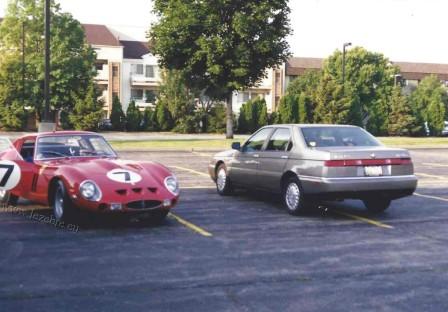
<box><xmin>231</xmin><ymin>188</ymin><xmax>393</xmax><ymax>221</ymax></box>
<box><xmin>11</xmin><ymin>199</ymin><xmax>175</xmax><ymax>231</ymax></box>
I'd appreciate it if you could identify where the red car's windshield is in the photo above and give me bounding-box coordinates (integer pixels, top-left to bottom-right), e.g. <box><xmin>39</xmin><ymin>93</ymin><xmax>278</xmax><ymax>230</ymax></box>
<box><xmin>35</xmin><ymin>135</ymin><xmax>117</xmax><ymax>160</ymax></box>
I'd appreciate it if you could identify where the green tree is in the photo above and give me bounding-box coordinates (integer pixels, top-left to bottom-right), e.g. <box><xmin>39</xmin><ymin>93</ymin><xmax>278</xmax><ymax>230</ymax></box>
<box><xmin>387</xmin><ymin>87</ymin><xmax>420</xmax><ymax>136</ymax></box>
<box><xmin>141</xmin><ymin>107</ymin><xmax>158</xmax><ymax>131</ymax></box>
<box><xmin>110</xmin><ymin>95</ymin><xmax>125</xmax><ymax>131</ymax></box>
<box><xmin>156</xmin><ymin>70</ymin><xmax>197</xmax><ymax>133</ymax></box>
<box><xmin>150</xmin><ymin>0</ymin><xmax>291</xmax><ymax>138</ymax></box>
<box><xmin>323</xmin><ymin>47</ymin><xmax>397</xmax><ymax>134</ymax></box>
<box><xmin>237</xmin><ymin>97</ymin><xmax>268</xmax><ymax>133</ymax></box>
<box><xmin>276</xmin><ymin>94</ymin><xmax>298</xmax><ymax>123</ymax></box>
<box><xmin>125</xmin><ymin>100</ymin><xmax>142</xmax><ymax>132</ymax></box>
<box><xmin>69</xmin><ymin>85</ymin><xmax>104</xmax><ymax>131</ymax></box>
<box><xmin>207</xmin><ymin>103</ymin><xmax>227</xmax><ymax>133</ymax></box>
<box><xmin>0</xmin><ymin>100</ymin><xmax>27</xmax><ymax>131</ymax></box>
<box><xmin>0</xmin><ymin>0</ymin><xmax>96</xmax><ymax>123</ymax></box>
<box><xmin>409</xmin><ymin>75</ymin><xmax>448</xmax><ymax>136</ymax></box>
<box><xmin>275</xmin><ymin>70</ymin><xmax>320</xmax><ymax>124</ymax></box>
<box><xmin>314</xmin><ymin>76</ymin><xmax>361</xmax><ymax>125</ymax></box>
<box><xmin>155</xmin><ymin>102</ymin><xmax>174</xmax><ymax>131</ymax></box>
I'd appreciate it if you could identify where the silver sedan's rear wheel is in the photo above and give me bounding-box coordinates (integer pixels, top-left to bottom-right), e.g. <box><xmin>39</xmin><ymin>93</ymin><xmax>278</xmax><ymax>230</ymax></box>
<box><xmin>363</xmin><ymin>198</ymin><xmax>391</xmax><ymax>214</ymax></box>
<box><xmin>283</xmin><ymin>177</ymin><xmax>306</xmax><ymax>215</ymax></box>
<box><xmin>216</xmin><ymin>164</ymin><xmax>233</xmax><ymax>196</ymax></box>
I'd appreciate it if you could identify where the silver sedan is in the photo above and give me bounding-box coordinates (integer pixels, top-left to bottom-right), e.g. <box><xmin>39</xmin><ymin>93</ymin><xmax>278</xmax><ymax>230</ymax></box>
<box><xmin>209</xmin><ymin>124</ymin><xmax>418</xmax><ymax>215</ymax></box>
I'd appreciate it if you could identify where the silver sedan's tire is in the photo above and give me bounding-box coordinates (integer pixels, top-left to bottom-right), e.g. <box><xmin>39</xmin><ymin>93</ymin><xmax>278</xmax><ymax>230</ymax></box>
<box><xmin>363</xmin><ymin>198</ymin><xmax>391</xmax><ymax>213</ymax></box>
<box><xmin>216</xmin><ymin>164</ymin><xmax>233</xmax><ymax>196</ymax></box>
<box><xmin>283</xmin><ymin>177</ymin><xmax>307</xmax><ymax>215</ymax></box>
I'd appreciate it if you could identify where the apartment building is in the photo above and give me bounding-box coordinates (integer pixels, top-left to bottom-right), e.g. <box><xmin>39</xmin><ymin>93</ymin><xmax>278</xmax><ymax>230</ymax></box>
<box><xmin>83</xmin><ymin>24</ymin><xmax>160</xmax><ymax>115</ymax></box>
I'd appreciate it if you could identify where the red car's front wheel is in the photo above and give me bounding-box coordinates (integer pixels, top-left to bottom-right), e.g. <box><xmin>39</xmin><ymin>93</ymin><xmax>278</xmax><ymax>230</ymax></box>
<box><xmin>52</xmin><ymin>181</ymin><xmax>76</xmax><ymax>222</ymax></box>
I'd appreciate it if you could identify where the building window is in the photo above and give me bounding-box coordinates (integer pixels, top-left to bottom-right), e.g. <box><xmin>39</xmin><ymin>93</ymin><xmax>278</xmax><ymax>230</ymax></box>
<box><xmin>131</xmin><ymin>64</ymin><xmax>144</xmax><ymax>75</ymax></box>
<box><xmin>237</xmin><ymin>92</ymin><xmax>250</xmax><ymax>104</ymax></box>
<box><xmin>145</xmin><ymin>65</ymin><xmax>155</xmax><ymax>78</ymax></box>
<box><xmin>131</xmin><ymin>89</ymin><xmax>144</xmax><ymax>100</ymax></box>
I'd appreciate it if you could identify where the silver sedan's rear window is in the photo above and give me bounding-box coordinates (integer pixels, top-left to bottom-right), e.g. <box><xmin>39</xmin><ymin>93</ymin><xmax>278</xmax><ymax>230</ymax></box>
<box><xmin>301</xmin><ymin>127</ymin><xmax>380</xmax><ymax>147</ymax></box>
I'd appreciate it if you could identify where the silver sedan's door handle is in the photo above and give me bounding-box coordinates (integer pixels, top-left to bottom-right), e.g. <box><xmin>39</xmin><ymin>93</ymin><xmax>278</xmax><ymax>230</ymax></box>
<box><xmin>281</xmin><ymin>155</ymin><xmax>289</xmax><ymax>159</ymax></box>
<box><xmin>253</xmin><ymin>154</ymin><xmax>259</xmax><ymax>158</ymax></box>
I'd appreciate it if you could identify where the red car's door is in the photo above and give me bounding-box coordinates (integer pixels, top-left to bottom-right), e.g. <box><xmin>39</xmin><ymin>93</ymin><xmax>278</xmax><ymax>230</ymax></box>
<box><xmin>12</xmin><ymin>137</ymin><xmax>48</xmax><ymax>203</ymax></box>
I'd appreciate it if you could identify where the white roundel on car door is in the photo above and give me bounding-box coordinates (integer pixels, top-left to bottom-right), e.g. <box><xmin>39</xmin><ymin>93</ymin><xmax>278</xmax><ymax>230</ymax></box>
<box><xmin>107</xmin><ymin>169</ymin><xmax>142</xmax><ymax>184</ymax></box>
<box><xmin>0</xmin><ymin>160</ymin><xmax>21</xmax><ymax>191</ymax></box>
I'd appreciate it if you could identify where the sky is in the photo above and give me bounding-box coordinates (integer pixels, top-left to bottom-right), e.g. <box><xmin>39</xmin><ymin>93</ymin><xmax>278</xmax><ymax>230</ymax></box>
<box><xmin>1</xmin><ymin>0</ymin><xmax>447</xmax><ymax>63</ymax></box>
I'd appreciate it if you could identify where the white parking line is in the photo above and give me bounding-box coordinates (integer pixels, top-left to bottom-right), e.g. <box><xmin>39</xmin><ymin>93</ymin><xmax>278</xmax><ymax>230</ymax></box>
<box><xmin>414</xmin><ymin>193</ymin><xmax>448</xmax><ymax>203</ymax></box>
<box><xmin>415</xmin><ymin>172</ymin><xmax>447</xmax><ymax>180</ymax></box>
<box><xmin>422</xmin><ymin>163</ymin><xmax>448</xmax><ymax>168</ymax></box>
<box><xmin>170</xmin><ymin>165</ymin><xmax>210</xmax><ymax>178</ymax></box>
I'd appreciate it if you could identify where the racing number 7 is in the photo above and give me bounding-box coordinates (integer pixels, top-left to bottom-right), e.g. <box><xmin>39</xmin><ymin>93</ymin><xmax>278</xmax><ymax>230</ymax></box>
<box><xmin>0</xmin><ymin>164</ymin><xmax>14</xmax><ymax>187</ymax></box>
<box><xmin>113</xmin><ymin>171</ymin><xmax>131</xmax><ymax>182</ymax></box>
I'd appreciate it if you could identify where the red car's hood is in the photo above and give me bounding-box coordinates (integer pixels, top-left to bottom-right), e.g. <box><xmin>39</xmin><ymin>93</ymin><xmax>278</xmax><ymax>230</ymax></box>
<box><xmin>48</xmin><ymin>157</ymin><xmax>169</xmax><ymax>189</ymax></box>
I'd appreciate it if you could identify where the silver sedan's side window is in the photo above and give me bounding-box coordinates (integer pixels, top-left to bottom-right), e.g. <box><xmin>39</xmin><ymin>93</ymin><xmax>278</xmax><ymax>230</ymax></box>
<box><xmin>266</xmin><ymin>128</ymin><xmax>292</xmax><ymax>152</ymax></box>
<box><xmin>243</xmin><ymin>128</ymin><xmax>272</xmax><ymax>152</ymax></box>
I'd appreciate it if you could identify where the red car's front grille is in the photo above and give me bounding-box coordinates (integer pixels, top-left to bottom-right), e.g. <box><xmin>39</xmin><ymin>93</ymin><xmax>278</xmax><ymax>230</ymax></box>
<box><xmin>126</xmin><ymin>200</ymin><xmax>162</xmax><ymax>210</ymax></box>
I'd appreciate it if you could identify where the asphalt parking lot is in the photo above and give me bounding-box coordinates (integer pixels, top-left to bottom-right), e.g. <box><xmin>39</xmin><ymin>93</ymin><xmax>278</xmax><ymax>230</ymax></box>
<box><xmin>1</xmin><ymin>149</ymin><xmax>448</xmax><ymax>311</ymax></box>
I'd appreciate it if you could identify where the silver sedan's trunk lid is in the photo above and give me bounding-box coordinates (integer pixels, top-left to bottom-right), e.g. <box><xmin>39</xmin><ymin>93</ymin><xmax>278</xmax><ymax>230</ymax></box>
<box><xmin>315</xmin><ymin>146</ymin><xmax>411</xmax><ymax>160</ymax></box>
<box><xmin>313</xmin><ymin>146</ymin><xmax>414</xmax><ymax>178</ymax></box>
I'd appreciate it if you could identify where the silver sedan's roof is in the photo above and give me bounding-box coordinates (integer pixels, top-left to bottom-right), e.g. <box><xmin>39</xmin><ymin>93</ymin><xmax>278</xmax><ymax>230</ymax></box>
<box><xmin>262</xmin><ymin>124</ymin><xmax>359</xmax><ymax>128</ymax></box>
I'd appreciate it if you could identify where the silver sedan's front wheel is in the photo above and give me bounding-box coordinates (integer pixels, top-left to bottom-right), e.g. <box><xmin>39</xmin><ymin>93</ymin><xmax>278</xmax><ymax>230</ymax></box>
<box><xmin>216</xmin><ymin>164</ymin><xmax>233</xmax><ymax>196</ymax></box>
<box><xmin>283</xmin><ymin>177</ymin><xmax>306</xmax><ymax>215</ymax></box>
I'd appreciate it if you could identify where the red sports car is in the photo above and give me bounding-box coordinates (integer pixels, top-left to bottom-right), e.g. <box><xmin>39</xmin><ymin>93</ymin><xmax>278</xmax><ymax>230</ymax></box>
<box><xmin>0</xmin><ymin>131</ymin><xmax>179</xmax><ymax>223</ymax></box>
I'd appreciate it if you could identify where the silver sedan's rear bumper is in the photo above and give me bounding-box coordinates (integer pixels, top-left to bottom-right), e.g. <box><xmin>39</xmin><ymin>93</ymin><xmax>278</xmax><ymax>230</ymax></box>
<box><xmin>299</xmin><ymin>174</ymin><xmax>418</xmax><ymax>195</ymax></box>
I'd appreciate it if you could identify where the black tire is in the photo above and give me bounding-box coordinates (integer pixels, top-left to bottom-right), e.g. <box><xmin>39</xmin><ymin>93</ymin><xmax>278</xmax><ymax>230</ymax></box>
<box><xmin>215</xmin><ymin>164</ymin><xmax>234</xmax><ymax>196</ymax></box>
<box><xmin>0</xmin><ymin>190</ymin><xmax>18</xmax><ymax>207</ymax></box>
<box><xmin>282</xmin><ymin>177</ymin><xmax>308</xmax><ymax>215</ymax></box>
<box><xmin>363</xmin><ymin>198</ymin><xmax>391</xmax><ymax>213</ymax></box>
<box><xmin>52</xmin><ymin>180</ymin><xmax>76</xmax><ymax>222</ymax></box>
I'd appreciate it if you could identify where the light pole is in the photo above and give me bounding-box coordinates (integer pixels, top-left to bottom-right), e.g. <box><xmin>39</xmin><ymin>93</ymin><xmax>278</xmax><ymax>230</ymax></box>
<box><xmin>342</xmin><ymin>42</ymin><xmax>352</xmax><ymax>86</ymax></box>
<box><xmin>43</xmin><ymin>0</ymin><xmax>51</xmax><ymax>122</ymax></box>
<box><xmin>21</xmin><ymin>21</ymin><xmax>25</xmax><ymax>105</ymax></box>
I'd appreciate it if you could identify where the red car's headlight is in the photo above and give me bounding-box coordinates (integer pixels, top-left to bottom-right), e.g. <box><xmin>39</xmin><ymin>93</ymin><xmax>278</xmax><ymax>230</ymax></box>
<box><xmin>164</xmin><ymin>176</ymin><xmax>179</xmax><ymax>196</ymax></box>
<box><xmin>79</xmin><ymin>180</ymin><xmax>102</xmax><ymax>201</ymax></box>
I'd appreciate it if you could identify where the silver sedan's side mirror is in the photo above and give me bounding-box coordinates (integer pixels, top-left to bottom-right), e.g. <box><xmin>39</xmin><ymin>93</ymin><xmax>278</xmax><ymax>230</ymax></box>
<box><xmin>231</xmin><ymin>142</ymin><xmax>241</xmax><ymax>151</ymax></box>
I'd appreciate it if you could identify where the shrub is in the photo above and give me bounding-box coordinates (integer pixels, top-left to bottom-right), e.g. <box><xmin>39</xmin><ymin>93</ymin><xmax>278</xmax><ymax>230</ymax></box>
<box><xmin>69</xmin><ymin>85</ymin><xmax>104</xmax><ymax>131</ymax></box>
<box><xmin>110</xmin><ymin>95</ymin><xmax>125</xmax><ymax>131</ymax></box>
<box><xmin>237</xmin><ymin>97</ymin><xmax>269</xmax><ymax>133</ymax></box>
<box><xmin>125</xmin><ymin>100</ymin><xmax>142</xmax><ymax>132</ymax></box>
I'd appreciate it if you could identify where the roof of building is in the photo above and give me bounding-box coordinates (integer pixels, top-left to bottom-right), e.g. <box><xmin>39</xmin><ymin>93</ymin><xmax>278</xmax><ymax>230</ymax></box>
<box><xmin>120</xmin><ymin>40</ymin><xmax>151</xmax><ymax>59</ymax></box>
<box><xmin>285</xmin><ymin>57</ymin><xmax>323</xmax><ymax>75</ymax></box>
<box><xmin>286</xmin><ymin>57</ymin><xmax>448</xmax><ymax>81</ymax></box>
<box><xmin>82</xmin><ymin>24</ymin><xmax>121</xmax><ymax>47</ymax></box>
<box><xmin>393</xmin><ymin>61</ymin><xmax>448</xmax><ymax>81</ymax></box>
